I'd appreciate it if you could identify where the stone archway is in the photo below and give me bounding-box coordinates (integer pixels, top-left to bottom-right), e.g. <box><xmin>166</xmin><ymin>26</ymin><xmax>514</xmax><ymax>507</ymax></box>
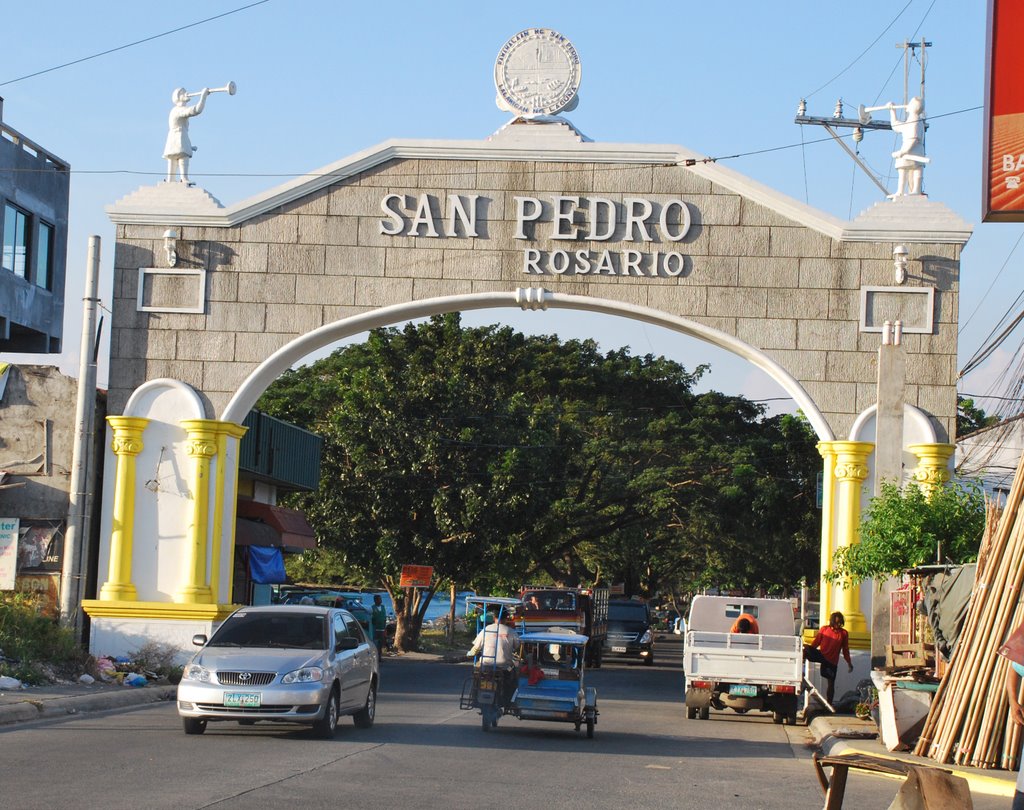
<box><xmin>221</xmin><ymin>287</ymin><xmax>835</xmax><ymax>440</ymax></box>
<box><xmin>92</xmin><ymin>119</ymin><xmax>968</xmax><ymax>659</ymax></box>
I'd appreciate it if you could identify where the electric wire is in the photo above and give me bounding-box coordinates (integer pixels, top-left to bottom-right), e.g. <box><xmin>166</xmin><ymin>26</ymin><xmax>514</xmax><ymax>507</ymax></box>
<box><xmin>959</xmin><ymin>231</ymin><xmax>1024</xmax><ymax>336</ymax></box>
<box><xmin>0</xmin><ymin>0</ymin><xmax>272</xmax><ymax>88</ymax></box>
<box><xmin>802</xmin><ymin>0</ymin><xmax>915</xmax><ymax>101</ymax></box>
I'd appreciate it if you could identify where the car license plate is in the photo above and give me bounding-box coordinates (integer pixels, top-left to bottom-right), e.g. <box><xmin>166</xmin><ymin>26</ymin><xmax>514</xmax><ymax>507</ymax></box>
<box><xmin>611</xmin><ymin>646</ymin><xmax>627</xmax><ymax>653</ymax></box>
<box><xmin>223</xmin><ymin>692</ymin><xmax>261</xmax><ymax>708</ymax></box>
<box><xmin>729</xmin><ymin>684</ymin><xmax>758</xmax><ymax>697</ymax></box>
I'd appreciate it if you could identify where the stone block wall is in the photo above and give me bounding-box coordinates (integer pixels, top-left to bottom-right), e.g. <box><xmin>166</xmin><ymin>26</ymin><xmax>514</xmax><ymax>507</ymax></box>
<box><xmin>108</xmin><ymin>157</ymin><xmax>960</xmax><ymax>440</ymax></box>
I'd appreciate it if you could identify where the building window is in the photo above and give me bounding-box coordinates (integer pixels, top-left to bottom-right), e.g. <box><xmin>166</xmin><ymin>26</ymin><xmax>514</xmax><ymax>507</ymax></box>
<box><xmin>2</xmin><ymin>204</ymin><xmax>29</xmax><ymax>278</ymax></box>
<box><xmin>36</xmin><ymin>221</ymin><xmax>53</xmax><ymax>290</ymax></box>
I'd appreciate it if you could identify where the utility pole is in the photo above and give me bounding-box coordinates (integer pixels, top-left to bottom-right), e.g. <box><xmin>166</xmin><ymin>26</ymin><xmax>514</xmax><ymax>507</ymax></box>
<box><xmin>871</xmin><ymin>320</ymin><xmax>907</xmax><ymax>667</ymax></box>
<box><xmin>60</xmin><ymin>236</ymin><xmax>101</xmax><ymax>635</ymax></box>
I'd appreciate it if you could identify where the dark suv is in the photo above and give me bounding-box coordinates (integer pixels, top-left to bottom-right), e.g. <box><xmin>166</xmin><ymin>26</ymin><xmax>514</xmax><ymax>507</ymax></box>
<box><xmin>605</xmin><ymin>599</ymin><xmax>654</xmax><ymax>666</ymax></box>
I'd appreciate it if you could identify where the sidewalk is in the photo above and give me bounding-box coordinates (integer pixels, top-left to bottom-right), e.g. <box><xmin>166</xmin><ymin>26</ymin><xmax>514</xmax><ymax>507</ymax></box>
<box><xmin>809</xmin><ymin>712</ymin><xmax>1017</xmax><ymax>800</ymax></box>
<box><xmin>0</xmin><ymin>680</ymin><xmax>175</xmax><ymax>727</ymax></box>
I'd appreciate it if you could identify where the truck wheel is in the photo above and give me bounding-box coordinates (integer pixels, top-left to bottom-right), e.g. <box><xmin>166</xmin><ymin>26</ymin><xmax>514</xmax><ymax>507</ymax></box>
<box><xmin>772</xmin><ymin>711</ymin><xmax>784</xmax><ymax>724</ymax></box>
<box><xmin>786</xmin><ymin>713</ymin><xmax>799</xmax><ymax>726</ymax></box>
<box><xmin>592</xmin><ymin>646</ymin><xmax>603</xmax><ymax>669</ymax></box>
<box><xmin>686</xmin><ymin>706</ymin><xmax>697</xmax><ymax>720</ymax></box>
<box><xmin>698</xmin><ymin>706</ymin><xmax>710</xmax><ymax>721</ymax></box>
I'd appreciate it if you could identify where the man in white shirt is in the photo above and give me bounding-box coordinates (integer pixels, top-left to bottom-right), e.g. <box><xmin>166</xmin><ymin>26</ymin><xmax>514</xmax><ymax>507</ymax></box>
<box><xmin>468</xmin><ymin>613</ymin><xmax>519</xmax><ymax>668</ymax></box>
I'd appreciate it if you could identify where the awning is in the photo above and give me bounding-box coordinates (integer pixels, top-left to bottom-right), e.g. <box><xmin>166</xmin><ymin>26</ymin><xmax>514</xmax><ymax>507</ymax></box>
<box><xmin>235</xmin><ymin>501</ymin><xmax>317</xmax><ymax>551</ymax></box>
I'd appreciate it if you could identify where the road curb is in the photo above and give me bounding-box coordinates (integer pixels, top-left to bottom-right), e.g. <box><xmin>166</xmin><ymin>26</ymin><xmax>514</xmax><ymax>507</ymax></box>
<box><xmin>0</xmin><ymin>686</ymin><xmax>175</xmax><ymax>727</ymax></box>
<box><xmin>810</xmin><ymin>717</ymin><xmax>1016</xmax><ymax>799</ymax></box>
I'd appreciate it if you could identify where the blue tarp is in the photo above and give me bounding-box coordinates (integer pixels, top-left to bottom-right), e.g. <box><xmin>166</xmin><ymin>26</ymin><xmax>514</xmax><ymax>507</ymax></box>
<box><xmin>249</xmin><ymin>545</ymin><xmax>286</xmax><ymax>584</ymax></box>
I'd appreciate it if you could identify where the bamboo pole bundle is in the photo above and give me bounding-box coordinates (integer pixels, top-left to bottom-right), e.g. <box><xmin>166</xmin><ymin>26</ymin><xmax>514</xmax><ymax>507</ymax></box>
<box><xmin>939</xmin><ymin>501</ymin><xmax>1024</xmax><ymax>763</ymax></box>
<box><xmin>913</xmin><ymin>452</ymin><xmax>1024</xmax><ymax>763</ymax></box>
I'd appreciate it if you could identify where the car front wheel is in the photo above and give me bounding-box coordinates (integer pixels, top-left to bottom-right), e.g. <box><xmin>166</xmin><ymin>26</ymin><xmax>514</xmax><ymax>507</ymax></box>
<box><xmin>313</xmin><ymin>688</ymin><xmax>339</xmax><ymax>739</ymax></box>
<box><xmin>354</xmin><ymin>681</ymin><xmax>376</xmax><ymax>729</ymax></box>
<box><xmin>182</xmin><ymin>717</ymin><xmax>207</xmax><ymax>735</ymax></box>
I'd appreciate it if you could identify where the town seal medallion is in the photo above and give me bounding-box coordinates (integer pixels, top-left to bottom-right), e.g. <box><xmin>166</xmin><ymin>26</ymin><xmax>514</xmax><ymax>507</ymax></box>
<box><xmin>494</xmin><ymin>28</ymin><xmax>581</xmax><ymax>117</ymax></box>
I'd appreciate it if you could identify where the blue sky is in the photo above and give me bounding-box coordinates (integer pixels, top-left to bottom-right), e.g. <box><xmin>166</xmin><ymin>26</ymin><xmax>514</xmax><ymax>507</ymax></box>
<box><xmin>0</xmin><ymin>1</ymin><xmax>1013</xmax><ymax>419</ymax></box>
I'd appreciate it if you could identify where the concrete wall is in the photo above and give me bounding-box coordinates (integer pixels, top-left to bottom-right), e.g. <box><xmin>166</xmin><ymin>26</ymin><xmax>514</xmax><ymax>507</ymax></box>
<box><xmin>0</xmin><ymin>364</ymin><xmax>79</xmax><ymax>518</ymax></box>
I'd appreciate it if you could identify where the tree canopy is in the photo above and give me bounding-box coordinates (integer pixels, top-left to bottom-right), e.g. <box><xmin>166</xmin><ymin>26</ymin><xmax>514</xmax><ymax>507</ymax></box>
<box><xmin>258</xmin><ymin>314</ymin><xmax>822</xmax><ymax>648</ymax></box>
<box><xmin>826</xmin><ymin>480</ymin><xmax>985</xmax><ymax>584</ymax></box>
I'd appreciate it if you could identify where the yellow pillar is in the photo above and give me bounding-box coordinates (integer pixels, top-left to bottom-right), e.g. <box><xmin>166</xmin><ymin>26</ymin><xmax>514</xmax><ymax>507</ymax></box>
<box><xmin>816</xmin><ymin>442</ymin><xmax>838</xmax><ymax>624</ymax></box>
<box><xmin>99</xmin><ymin>416</ymin><xmax>149</xmax><ymax>602</ymax></box>
<box><xmin>907</xmin><ymin>442</ymin><xmax>955</xmax><ymax>499</ymax></box>
<box><xmin>175</xmin><ymin>419</ymin><xmax>220</xmax><ymax>604</ymax></box>
<box><xmin>832</xmin><ymin>440</ymin><xmax>874</xmax><ymax>645</ymax></box>
<box><xmin>208</xmin><ymin>421</ymin><xmax>248</xmax><ymax>603</ymax></box>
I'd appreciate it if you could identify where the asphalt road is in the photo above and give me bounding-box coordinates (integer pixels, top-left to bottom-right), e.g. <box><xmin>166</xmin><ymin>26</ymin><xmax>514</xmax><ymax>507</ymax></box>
<box><xmin>0</xmin><ymin>636</ymin><xmax>1003</xmax><ymax>809</ymax></box>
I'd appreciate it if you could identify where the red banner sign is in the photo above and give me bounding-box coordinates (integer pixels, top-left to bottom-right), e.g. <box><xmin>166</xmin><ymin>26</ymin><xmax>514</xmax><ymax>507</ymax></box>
<box><xmin>399</xmin><ymin>564</ymin><xmax>433</xmax><ymax>588</ymax></box>
<box><xmin>984</xmin><ymin>0</ymin><xmax>1024</xmax><ymax>220</ymax></box>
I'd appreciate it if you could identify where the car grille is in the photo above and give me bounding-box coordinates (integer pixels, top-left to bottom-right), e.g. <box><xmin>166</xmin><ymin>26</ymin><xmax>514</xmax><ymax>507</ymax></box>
<box><xmin>608</xmin><ymin>633</ymin><xmax>639</xmax><ymax>642</ymax></box>
<box><xmin>216</xmin><ymin>671</ymin><xmax>276</xmax><ymax>686</ymax></box>
<box><xmin>195</xmin><ymin>703</ymin><xmax>295</xmax><ymax>714</ymax></box>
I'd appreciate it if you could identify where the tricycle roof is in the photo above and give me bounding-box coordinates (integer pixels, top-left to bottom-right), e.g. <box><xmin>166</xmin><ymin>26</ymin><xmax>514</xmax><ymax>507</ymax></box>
<box><xmin>465</xmin><ymin>595</ymin><xmax>522</xmax><ymax>607</ymax></box>
<box><xmin>520</xmin><ymin>631</ymin><xmax>589</xmax><ymax>646</ymax></box>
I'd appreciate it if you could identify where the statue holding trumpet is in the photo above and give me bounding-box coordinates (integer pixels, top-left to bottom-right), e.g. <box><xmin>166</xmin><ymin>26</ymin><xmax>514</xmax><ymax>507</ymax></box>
<box><xmin>163</xmin><ymin>82</ymin><xmax>236</xmax><ymax>184</ymax></box>
<box><xmin>859</xmin><ymin>96</ymin><xmax>928</xmax><ymax>197</ymax></box>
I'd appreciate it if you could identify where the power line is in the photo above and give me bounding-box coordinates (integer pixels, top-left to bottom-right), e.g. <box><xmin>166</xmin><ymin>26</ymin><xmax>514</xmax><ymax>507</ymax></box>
<box><xmin>959</xmin><ymin>230</ymin><xmax>1024</xmax><ymax>336</ymax></box>
<box><xmin>803</xmin><ymin>0</ymin><xmax>915</xmax><ymax>101</ymax></box>
<box><xmin>0</xmin><ymin>1</ymin><xmax>272</xmax><ymax>88</ymax></box>
<box><xmin>0</xmin><ymin>105</ymin><xmax>983</xmax><ymax>178</ymax></box>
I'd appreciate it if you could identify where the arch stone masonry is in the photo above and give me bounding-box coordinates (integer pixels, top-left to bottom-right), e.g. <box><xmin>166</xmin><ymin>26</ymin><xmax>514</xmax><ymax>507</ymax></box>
<box><xmin>84</xmin><ymin>117</ymin><xmax>971</xmax><ymax>659</ymax></box>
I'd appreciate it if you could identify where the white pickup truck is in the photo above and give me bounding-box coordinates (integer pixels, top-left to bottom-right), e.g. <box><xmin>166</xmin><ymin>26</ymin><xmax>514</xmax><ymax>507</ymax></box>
<box><xmin>683</xmin><ymin>595</ymin><xmax>803</xmax><ymax>725</ymax></box>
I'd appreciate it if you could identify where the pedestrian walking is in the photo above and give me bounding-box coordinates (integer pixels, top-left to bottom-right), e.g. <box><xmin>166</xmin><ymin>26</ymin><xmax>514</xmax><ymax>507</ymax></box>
<box><xmin>371</xmin><ymin>594</ymin><xmax>389</xmax><ymax>659</ymax></box>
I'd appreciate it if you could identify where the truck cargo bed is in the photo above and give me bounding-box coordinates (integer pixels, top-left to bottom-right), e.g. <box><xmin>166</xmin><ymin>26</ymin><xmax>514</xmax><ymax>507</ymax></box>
<box><xmin>685</xmin><ymin>630</ymin><xmax>803</xmax><ymax>685</ymax></box>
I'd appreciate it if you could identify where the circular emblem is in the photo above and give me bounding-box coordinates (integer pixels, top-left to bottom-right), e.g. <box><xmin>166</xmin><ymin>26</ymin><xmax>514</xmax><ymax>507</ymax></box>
<box><xmin>494</xmin><ymin>28</ymin><xmax>581</xmax><ymax>117</ymax></box>
<box><xmin>238</xmin><ymin>672</ymin><xmax>252</xmax><ymax>682</ymax></box>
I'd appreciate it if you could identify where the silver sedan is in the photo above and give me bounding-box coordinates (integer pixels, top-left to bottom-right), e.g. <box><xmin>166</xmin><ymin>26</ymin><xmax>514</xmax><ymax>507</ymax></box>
<box><xmin>176</xmin><ymin>605</ymin><xmax>379</xmax><ymax>737</ymax></box>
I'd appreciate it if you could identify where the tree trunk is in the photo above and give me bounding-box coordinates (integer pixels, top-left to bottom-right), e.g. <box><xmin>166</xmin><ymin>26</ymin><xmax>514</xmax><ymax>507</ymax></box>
<box><xmin>385</xmin><ymin>583</ymin><xmax>437</xmax><ymax>652</ymax></box>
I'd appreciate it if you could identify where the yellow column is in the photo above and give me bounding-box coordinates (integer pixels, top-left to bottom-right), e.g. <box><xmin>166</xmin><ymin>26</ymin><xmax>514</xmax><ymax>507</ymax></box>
<box><xmin>208</xmin><ymin>421</ymin><xmax>248</xmax><ymax>603</ymax></box>
<box><xmin>175</xmin><ymin>419</ymin><xmax>220</xmax><ymax>604</ymax></box>
<box><xmin>907</xmin><ymin>443</ymin><xmax>955</xmax><ymax>499</ymax></box>
<box><xmin>832</xmin><ymin>440</ymin><xmax>874</xmax><ymax>645</ymax></box>
<box><xmin>99</xmin><ymin>416</ymin><xmax>149</xmax><ymax>601</ymax></box>
<box><xmin>816</xmin><ymin>442</ymin><xmax>838</xmax><ymax>625</ymax></box>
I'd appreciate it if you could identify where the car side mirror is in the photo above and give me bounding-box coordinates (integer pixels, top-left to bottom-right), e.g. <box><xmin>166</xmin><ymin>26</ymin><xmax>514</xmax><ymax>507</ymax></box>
<box><xmin>192</xmin><ymin>634</ymin><xmax>208</xmax><ymax>646</ymax></box>
<box><xmin>336</xmin><ymin>637</ymin><xmax>359</xmax><ymax>651</ymax></box>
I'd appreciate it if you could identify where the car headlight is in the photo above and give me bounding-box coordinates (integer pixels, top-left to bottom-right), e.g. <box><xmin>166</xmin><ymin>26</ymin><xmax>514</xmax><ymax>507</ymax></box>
<box><xmin>183</xmin><ymin>663</ymin><xmax>213</xmax><ymax>683</ymax></box>
<box><xmin>640</xmin><ymin>630</ymin><xmax>653</xmax><ymax>644</ymax></box>
<box><xmin>282</xmin><ymin>666</ymin><xmax>326</xmax><ymax>684</ymax></box>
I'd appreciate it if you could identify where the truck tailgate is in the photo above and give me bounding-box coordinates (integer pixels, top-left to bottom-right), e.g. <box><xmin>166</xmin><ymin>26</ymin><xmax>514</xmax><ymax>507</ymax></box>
<box><xmin>684</xmin><ymin>630</ymin><xmax>803</xmax><ymax>685</ymax></box>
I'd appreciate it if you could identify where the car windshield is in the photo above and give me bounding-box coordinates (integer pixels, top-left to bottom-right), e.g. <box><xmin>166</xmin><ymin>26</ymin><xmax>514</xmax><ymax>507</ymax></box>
<box><xmin>210</xmin><ymin>612</ymin><xmax>327</xmax><ymax>649</ymax></box>
<box><xmin>523</xmin><ymin>591</ymin><xmax>576</xmax><ymax>611</ymax></box>
<box><xmin>609</xmin><ymin>603</ymin><xmax>648</xmax><ymax>622</ymax></box>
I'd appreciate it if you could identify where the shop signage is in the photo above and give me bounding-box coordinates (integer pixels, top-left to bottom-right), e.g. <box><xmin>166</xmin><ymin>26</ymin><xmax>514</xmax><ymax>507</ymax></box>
<box><xmin>0</xmin><ymin>518</ymin><xmax>19</xmax><ymax>590</ymax></box>
<box><xmin>399</xmin><ymin>564</ymin><xmax>434</xmax><ymax>588</ymax></box>
<box><xmin>984</xmin><ymin>0</ymin><xmax>1024</xmax><ymax>221</ymax></box>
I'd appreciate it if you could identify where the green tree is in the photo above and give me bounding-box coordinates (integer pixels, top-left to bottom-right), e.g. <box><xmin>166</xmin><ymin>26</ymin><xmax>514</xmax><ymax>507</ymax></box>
<box><xmin>826</xmin><ymin>481</ymin><xmax>985</xmax><ymax>584</ymax></box>
<box><xmin>957</xmin><ymin>395</ymin><xmax>999</xmax><ymax>438</ymax></box>
<box><xmin>260</xmin><ymin>314</ymin><xmax>823</xmax><ymax>647</ymax></box>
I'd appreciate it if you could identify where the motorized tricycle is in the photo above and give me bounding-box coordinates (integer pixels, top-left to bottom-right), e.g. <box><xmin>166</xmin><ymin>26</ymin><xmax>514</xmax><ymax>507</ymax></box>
<box><xmin>459</xmin><ymin>595</ymin><xmax>598</xmax><ymax>737</ymax></box>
